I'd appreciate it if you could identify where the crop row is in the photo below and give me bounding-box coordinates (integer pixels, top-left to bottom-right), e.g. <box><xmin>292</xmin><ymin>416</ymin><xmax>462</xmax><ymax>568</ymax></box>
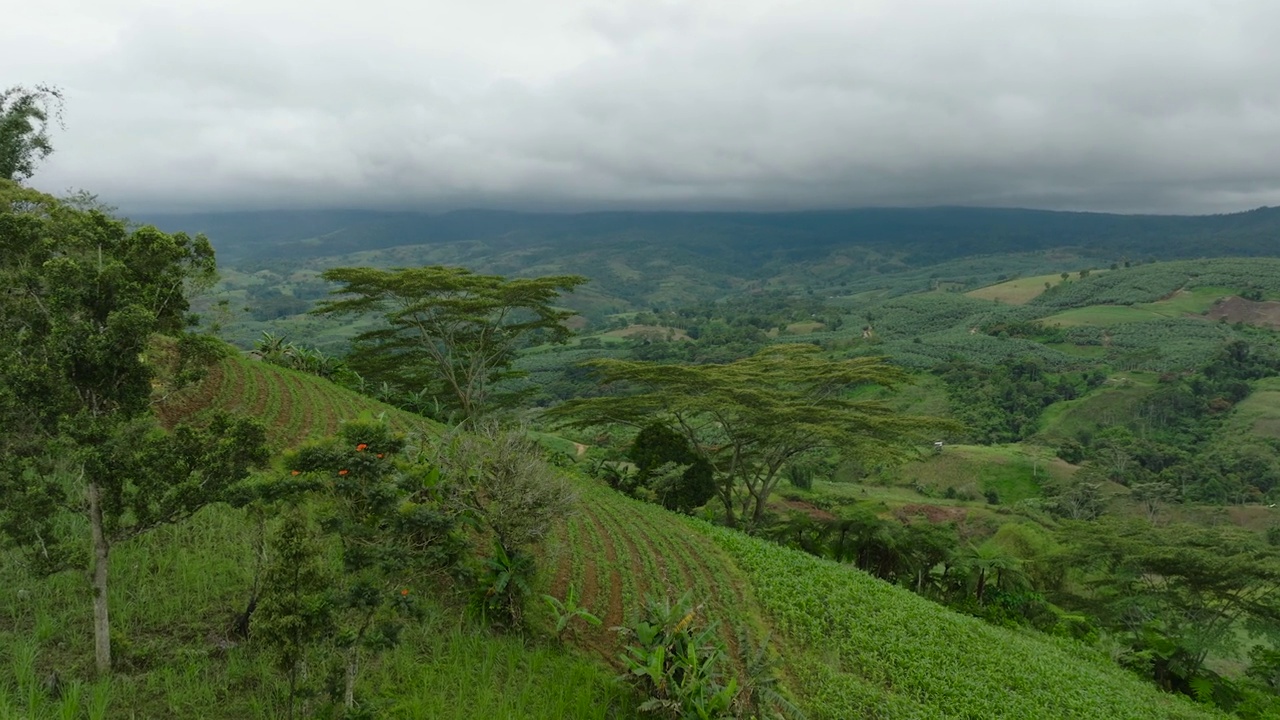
<box><xmin>547</xmin><ymin>479</ymin><xmax>764</xmax><ymax>662</ymax></box>
<box><xmin>696</xmin><ymin>523</ymin><xmax>1222</xmax><ymax>720</ymax></box>
<box><xmin>165</xmin><ymin>354</ymin><xmax>434</xmax><ymax>449</ymax></box>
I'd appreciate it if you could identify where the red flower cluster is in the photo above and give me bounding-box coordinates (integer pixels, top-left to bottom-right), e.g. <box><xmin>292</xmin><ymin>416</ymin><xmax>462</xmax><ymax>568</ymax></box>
<box><xmin>356</xmin><ymin>443</ymin><xmax>369</xmax><ymax>452</ymax></box>
<box><xmin>338</xmin><ymin>469</ymin><xmax>350</xmax><ymax>476</ymax></box>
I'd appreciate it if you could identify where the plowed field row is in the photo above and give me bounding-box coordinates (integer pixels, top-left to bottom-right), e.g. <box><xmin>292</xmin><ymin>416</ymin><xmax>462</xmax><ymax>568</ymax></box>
<box><xmin>543</xmin><ymin>478</ymin><xmax>768</xmax><ymax>664</ymax></box>
<box><xmin>157</xmin><ymin>353</ymin><xmax>437</xmax><ymax>448</ymax></box>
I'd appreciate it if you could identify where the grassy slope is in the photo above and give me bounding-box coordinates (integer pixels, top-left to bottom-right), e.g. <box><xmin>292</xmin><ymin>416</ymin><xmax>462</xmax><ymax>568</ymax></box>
<box><xmin>2</xmin><ymin>356</ymin><xmax>631</xmax><ymax>719</ymax></box>
<box><xmin>4</xmin><ymin>350</ymin><xmax>1227</xmax><ymax>718</ymax></box>
<box><xmin>701</xmin><ymin>524</ymin><xmax>1223</xmax><ymax>720</ymax></box>
<box><xmin>549</xmin><ymin>467</ymin><xmax>1221</xmax><ymax>719</ymax></box>
<box><xmin>965</xmin><ymin>271</ymin><xmax>1086</xmax><ymax>304</ymax></box>
<box><xmin>0</xmin><ymin>505</ymin><xmax>634</xmax><ymax>719</ymax></box>
<box><xmin>1224</xmin><ymin>376</ymin><xmax>1280</xmax><ymax>440</ymax></box>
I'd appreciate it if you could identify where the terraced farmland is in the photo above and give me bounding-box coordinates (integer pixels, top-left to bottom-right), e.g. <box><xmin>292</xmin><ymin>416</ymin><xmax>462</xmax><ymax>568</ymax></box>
<box><xmin>156</xmin><ymin>351</ymin><xmax>438</xmax><ymax>448</ymax></box>
<box><xmin>541</xmin><ymin>479</ymin><xmax>769</xmax><ymax>662</ymax></box>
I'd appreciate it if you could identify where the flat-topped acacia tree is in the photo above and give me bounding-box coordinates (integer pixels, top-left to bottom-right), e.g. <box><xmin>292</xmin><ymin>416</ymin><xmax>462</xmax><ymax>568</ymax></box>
<box><xmin>548</xmin><ymin>343</ymin><xmax>955</xmax><ymax>528</ymax></box>
<box><xmin>314</xmin><ymin>266</ymin><xmax>586</xmax><ymax>423</ymax></box>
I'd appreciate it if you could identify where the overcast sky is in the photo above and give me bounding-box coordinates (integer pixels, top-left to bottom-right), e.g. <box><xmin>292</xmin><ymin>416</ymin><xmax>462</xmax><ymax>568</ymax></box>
<box><xmin>7</xmin><ymin>0</ymin><xmax>1280</xmax><ymax>214</ymax></box>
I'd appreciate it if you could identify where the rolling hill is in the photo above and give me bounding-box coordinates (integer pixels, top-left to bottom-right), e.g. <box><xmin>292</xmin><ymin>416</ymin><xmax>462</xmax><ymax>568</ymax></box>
<box><xmin>4</xmin><ymin>348</ymin><xmax>1222</xmax><ymax>718</ymax></box>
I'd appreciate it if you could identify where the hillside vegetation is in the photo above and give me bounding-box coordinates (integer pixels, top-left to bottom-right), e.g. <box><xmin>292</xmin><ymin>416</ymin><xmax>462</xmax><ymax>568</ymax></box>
<box><xmin>2</xmin><ymin>355</ymin><xmax>1228</xmax><ymax>719</ymax></box>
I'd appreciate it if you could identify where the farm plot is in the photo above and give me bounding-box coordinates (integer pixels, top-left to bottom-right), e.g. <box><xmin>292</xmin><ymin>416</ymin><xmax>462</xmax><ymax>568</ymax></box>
<box><xmin>700</xmin><ymin>523</ymin><xmax>1224</xmax><ymax>720</ymax></box>
<box><xmin>541</xmin><ymin>478</ymin><xmax>768</xmax><ymax>663</ymax></box>
<box><xmin>156</xmin><ymin>352</ymin><xmax>436</xmax><ymax>448</ymax></box>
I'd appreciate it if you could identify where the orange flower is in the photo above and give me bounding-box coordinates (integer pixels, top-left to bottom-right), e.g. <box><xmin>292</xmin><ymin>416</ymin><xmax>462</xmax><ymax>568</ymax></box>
<box><xmin>338</xmin><ymin>469</ymin><xmax>350</xmax><ymax>476</ymax></box>
<box><xmin>290</xmin><ymin>470</ymin><xmax>300</xmax><ymax>476</ymax></box>
<box><xmin>400</xmin><ymin>588</ymin><xmax>410</xmax><ymax>596</ymax></box>
<box><xmin>376</xmin><ymin>453</ymin><xmax>385</xmax><ymax>459</ymax></box>
<box><xmin>356</xmin><ymin>443</ymin><xmax>368</xmax><ymax>451</ymax></box>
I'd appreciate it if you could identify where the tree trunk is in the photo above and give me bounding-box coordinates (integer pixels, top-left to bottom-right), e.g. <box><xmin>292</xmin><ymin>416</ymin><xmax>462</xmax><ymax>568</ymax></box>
<box><xmin>87</xmin><ymin>480</ymin><xmax>112</xmax><ymax>675</ymax></box>
<box><xmin>344</xmin><ymin>648</ymin><xmax>359</xmax><ymax>708</ymax></box>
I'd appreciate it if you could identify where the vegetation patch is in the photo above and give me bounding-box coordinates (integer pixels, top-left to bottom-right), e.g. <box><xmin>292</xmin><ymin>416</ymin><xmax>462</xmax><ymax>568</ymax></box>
<box><xmin>700</xmin><ymin>522</ymin><xmax>1223</xmax><ymax>720</ymax></box>
<box><xmin>966</xmin><ymin>271</ymin><xmax>1090</xmax><ymax>304</ymax></box>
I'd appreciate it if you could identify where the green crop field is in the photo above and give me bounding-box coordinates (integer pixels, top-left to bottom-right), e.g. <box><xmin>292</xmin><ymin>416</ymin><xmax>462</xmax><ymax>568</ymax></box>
<box><xmin>155</xmin><ymin>351</ymin><xmax>438</xmax><ymax>448</ymax></box>
<box><xmin>1037</xmin><ymin>372</ymin><xmax>1159</xmax><ymax>441</ymax></box>
<box><xmin>1040</xmin><ymin>304</ymin><xmax>1170</xmax><ymax>327</ymax></box>
<box><xmin>701</xmin><ymin>524</ymin><xmax>1223</xmax><ymax>719</ymax></box>
<box><xmin>538</xmin><ymin>474</ymin><xmax>1221</xmax><ymax>719</ymax></box>
<box><xmin>966</xmin><ymin>272</ymin><xmax>1081</xmax><ymax>304</ymax></box>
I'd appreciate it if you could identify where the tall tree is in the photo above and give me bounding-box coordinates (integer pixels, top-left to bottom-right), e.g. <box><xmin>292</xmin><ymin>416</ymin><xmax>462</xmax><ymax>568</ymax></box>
<box><xmin>0</xmin><ymin>84</ymin><xmax>63</xmax><ymax>181</ymax></box>
<box><xmin>0</xmin><ymin>180</ymin><xmax>268</xmax><ymax>674</ymax></box>
<box><xmin>1060</xmin><ymin>519</ymin><xmax>1280</xmax><ymax>696</ymax></box>
<box><xmin>548</xmin><ymin>344</ymin><xmax>953</xmax><ymax>528</ymax></box>
<box><xmin>313</xmin><ymin>266</ymin><xmax>586</xmax><ymax>422</ymax></box>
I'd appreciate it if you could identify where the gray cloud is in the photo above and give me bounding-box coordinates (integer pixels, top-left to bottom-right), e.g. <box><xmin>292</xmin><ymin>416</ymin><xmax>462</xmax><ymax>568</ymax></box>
<box><xmin>7</xmin><ymin>0</ymin><xmax>1280</xmax><ymax>213</ymax></box>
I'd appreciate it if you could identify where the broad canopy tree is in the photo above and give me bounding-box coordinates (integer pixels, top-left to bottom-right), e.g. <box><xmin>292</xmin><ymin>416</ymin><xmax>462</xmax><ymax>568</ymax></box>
<box><xmin>0</xmin><ymin>180</ymin><xmax>268</xmax><ymax>674</ymax></box>
<box><xmin>548</xmin><ymin>344</ymin><xmax>953</xmax><ymax>528</ymax></box>
<box><xmin>314</xmin><ymin>266</ymin><xmax>586</xmax><ymax>422</ymax></box>
<box><xmin>1060</xmin><ymin>519</ymin><xmax>1280</xmax><ymax>696</ymax></box>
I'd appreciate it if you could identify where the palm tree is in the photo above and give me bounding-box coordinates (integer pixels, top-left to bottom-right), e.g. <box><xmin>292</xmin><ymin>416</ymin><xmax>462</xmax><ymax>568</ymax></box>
<box><xmin>960</xmin><ymin>543</ymin><xmax>1027</xmax><ymax>604</ymax></box>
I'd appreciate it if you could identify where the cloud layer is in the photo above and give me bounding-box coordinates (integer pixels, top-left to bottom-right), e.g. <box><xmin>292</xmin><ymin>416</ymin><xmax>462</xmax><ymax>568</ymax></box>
<box><xmin>8</xmin><ymin>0</ymin><xmax>1280</xmax><ymax>213</ymax></box>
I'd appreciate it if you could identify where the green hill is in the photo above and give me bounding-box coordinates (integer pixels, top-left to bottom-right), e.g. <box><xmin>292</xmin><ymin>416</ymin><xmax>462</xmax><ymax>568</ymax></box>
<box><xmin>3</xmin><ymin>355</ymin><xmax>1226</xmax><ymax>718</ymax></box>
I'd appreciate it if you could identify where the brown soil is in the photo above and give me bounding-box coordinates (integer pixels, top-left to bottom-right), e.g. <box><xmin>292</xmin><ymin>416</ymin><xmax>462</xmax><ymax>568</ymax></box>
<box><xmin>894</xmin><ymin>503</ymin><xmax>969</xmax><ymax>524</ymax></box>
<box><xmin>584</xmin><ymin>512</ymin><xmax>626</xmax><ymax>631</ymax></box>
<box><xmin>777</xmin><ymin>498</ymin><xmax>837</xmax><ymax>522</ymax></box>
<box><xmin>546</xmin><ymin>521</ymin><xmax>571</xmax><ymax>603</ymax></box>
<box><xmin>624</xmin><ymin>513</ymin><xmax>685</xmax><ymax>598</ymax></box>
<box><xmin>1205</xmin><ymin>296</ymin><xmax>1280</xmax><ymax>329</ymax></box>
<box><xmin>154</xmin><ymin>361</ymin><xmax>223</xmax><ymax>429</ymax></box>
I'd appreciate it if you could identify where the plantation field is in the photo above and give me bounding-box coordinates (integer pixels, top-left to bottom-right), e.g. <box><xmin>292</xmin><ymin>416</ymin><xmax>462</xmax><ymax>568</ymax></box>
<box><xmin>1040</xmin><ymin>304</ymin><xmax>1171</xmax><ymax>327</ymax></box>
<box><xmin>600</xmin><ymin>324</ymin><xmax>692</xmax><ymax>341</ymax></box>
<box><xmin>701</xmin><ymin>524</ymin><xmax>1224</xmax><ymax>719</ymax></box>
<box><xmin>965</xmin><ymin>272</ymin><xmax>1077</xmax><ymax>304</ymax></box>
<box><xmin>155</xmin><ymin>351</ymin><xmax>437</xmax><ymax>448</ymax></box>
<box><xmin>541</xmin><ymin>476</ymin><xmax>1220</xmax><ymax>719</ymax></box>
<box><xmin>540</xmin><ymin>478</ymin><xmax>770</xmax><ymax>662</ymax></box>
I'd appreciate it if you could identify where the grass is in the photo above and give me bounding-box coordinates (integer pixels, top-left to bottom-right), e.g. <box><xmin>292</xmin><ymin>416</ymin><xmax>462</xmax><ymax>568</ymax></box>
<box><xmin>1036</xmin><ymin>287</ymin><xmax>1236</xmax><ymax>328</ymax></box>
<box><xmin>1040</xmin><ymin>304</ymin><xmax>1169</xmax><ymax>327</ymax></box>
<box><xmin>1224</xmin><ymin>376</ymin><xmax>1280</xmax><ymax>439</ymax></box>
<box><xmin>1143</xmin><ymin>286</ymin><xmax>1235</xmax><ymax>315</ymax></box>
<box><xmin>966</xmin><ymin>272</ymin><xmax>1080</xmax><ymax>304</ymax></box>
<box><xmin>889</xmin><ymin>444</ymin><xmax>1065</xmax><ymax>503</ymax></box>
<box><xmin>1037</xmin><ymin>372</ymin><xmax>1160</xmax><ymax>441</ymax></box>
<box><xmin>0</xmin><ymin>505</ymin><xmax>633</xmax><ymax>719</ymax></box>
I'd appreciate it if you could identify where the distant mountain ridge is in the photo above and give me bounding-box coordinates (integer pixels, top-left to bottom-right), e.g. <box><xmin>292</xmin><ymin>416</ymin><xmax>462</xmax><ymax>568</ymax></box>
<box><xmin>140</xmin><ymin>205</ymin><xmax>1280</xmax><ymax>268</ymax></box>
